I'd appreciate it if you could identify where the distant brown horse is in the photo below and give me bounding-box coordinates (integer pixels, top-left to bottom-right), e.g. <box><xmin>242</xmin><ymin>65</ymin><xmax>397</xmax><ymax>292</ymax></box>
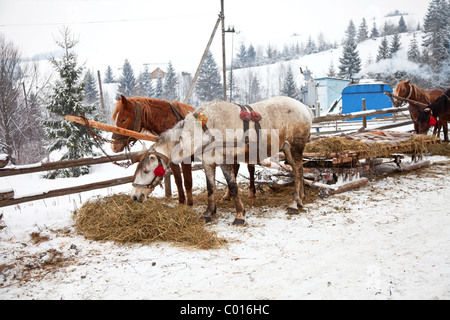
<box><xmin>111</xmin><ymin>95</ymin><xmax>195</xmax><ymax>205</ymax></box>
<box><xmin>393</xmin><ymin>80</ymin><xmax>443</xmax><ymax>133</ymax></box>
<box><xmin>417</xmin><ymin>88</ymin><xmax>450</xmax><ymax>142</ymax></box>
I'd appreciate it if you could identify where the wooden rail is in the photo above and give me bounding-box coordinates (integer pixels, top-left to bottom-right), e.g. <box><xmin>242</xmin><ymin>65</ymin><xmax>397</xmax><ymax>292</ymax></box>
<box><xmin>312</xmin><ymin>105</ymin><xmax>410</xmax><ymax>123</ymax></box>
<box><xmin>0</xmin><ymin>151</ymin><xmax>144</xmax><ymax>177</ymax></box>
<box><xmin>0</xmin><ymin>176</ymin><xmax>134</xmax><ymax>208</ymax></box>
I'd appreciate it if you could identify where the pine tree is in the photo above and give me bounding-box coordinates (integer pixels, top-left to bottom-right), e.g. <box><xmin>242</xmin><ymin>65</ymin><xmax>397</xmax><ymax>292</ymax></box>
<box><xmin>42</xmin><ymin>27</ymin><xmax>99</xmax><ymax>178</ymax></box>
<box><xmin>265</xmin><ymin>44</ymin><xmax>276</xmax><ymax>63</ymax></box>
<box><xmin>370</xmin><ymin>22</ymin><xmax>379</xmax><ymax>39</ymax></box>
<box><xmin>357</xmin><ymin>18</ymin><xmax>369</xmax><ymax>43</ymax></box>
<box><xmin>104</xmin><ymin>66</ymin><xmax>115</xmax><ymax>83</ymax></box>
<box><xmin>376</xmin><ymin>37</ymin><xmax>390</xmax><ymax>61</ymax></box>
<box><xmin>117</xmin><ymin>59</ymin><xmax>136</xmax><ymax>97</ymax></box>
<box><xmin>195</xmin><ymin>51</ymin><xmax>223</xmax><ymax>103</ymax></box>
<box><xmin>135</xmin><ymin>66</ymin><xmax>154</xmax><ymax>97</ymax></box>
<box><xmin>281</xmin><ymin>66</ymin><xmax>298</xmax><ymax>99</ymax></box>
<box><xmin>338</xmin><ymin>22</ymin><xmax>362</xmax><ymax>79</ymax></box>
<box><xmin>389</xmin><ymin>33</ymin><xmax>402</xmax><ymax>57</ymax></box>
<box><xmin>345</xmin><ymin>20</ymin><xmax>357</xmax><ymax>43</ymax></box>
<box><xmin>236</xmin><ymin>44</ymin><xmax>247</xmax><ymax>68</ymax></box>
<box><xmin>155</xmin><ymin>73</ymin><xmax>163</xmax><ymax>99</ymax></box>
<box><xmin>398</xmin><ymin>15</ymin><xmax>408</xmax><ymax>33</ymax></box>
<box><xmin>305</xmin><ymin>36</ymin><xmax>316</xmax><ymax>55</ymax></box>
<box><xmin>84</xmin><ymin>69</ymin><xmax>98</xmax><ymax>105</ymax></box>
<box><xmin>247</xmin><ymin>44</ymin><xmax>256</xmax><ymax>67</ymax></box>
<box><xmin>327</xmin><ymin>61</ymin><xmax>336</xmax><ymax>77</ymax></box>
<box><xmin>162</xmin><ymin>61</ymin><xmax>178</xmax><ymax>101</ymax></box>
<box><xmin>422</xmin><ymin>0</ymin><xmax>450</xmax><ymax>70</ymax></box>
<box><xmin>408</xmin><ymin>33</ymin><xmax>421</xmax><ymax>63</ymax></box>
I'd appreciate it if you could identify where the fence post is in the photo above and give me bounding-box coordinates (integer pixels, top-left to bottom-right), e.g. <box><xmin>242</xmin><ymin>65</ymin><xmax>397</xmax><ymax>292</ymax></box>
<box><xmin>164</xmin><ymin>176</ymin><xmax>172</xmax><ymax>198</ymax></box>
<box><xmin>362</xmin><ymin>99</ymin><xmax>367</xmax><ymax>129</ymax></box>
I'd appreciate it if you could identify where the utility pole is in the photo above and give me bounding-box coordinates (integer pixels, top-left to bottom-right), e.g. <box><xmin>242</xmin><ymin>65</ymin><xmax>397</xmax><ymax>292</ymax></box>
<box><xmin>220</xmin><ymin>0</ymin><xmax>227</xmax><ymax>101</ymax></box>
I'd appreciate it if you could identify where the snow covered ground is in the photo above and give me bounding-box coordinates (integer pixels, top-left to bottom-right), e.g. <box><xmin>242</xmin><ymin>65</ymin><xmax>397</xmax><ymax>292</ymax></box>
<box><xmin>1</xmin><ymin>151</ymin><xmax>449</xmax><ymax>300</ymax></box>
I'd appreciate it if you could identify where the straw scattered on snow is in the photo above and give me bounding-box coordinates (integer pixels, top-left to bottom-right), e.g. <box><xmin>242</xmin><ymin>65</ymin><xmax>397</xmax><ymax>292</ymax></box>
<box><xmin>74</xmin><ymin>194</ymin><xmax>224</xmax><ymax>249</ymax></box>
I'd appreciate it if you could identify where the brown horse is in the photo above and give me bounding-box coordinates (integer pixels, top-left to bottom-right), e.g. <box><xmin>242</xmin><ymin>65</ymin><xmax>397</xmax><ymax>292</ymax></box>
<box><xmin>111</xmin><ymin>95</ymin><xmax>195</xmax><ymax>205</ymax></box>
<box><xmin>393</xmin><ymin>80</ymin><xmax>443</xmax><ymax>133</ymax></box>
<box><xmin>417</xmin><ymin>88</ymin><xmax>450</xmax><ymax>142</ymax></box>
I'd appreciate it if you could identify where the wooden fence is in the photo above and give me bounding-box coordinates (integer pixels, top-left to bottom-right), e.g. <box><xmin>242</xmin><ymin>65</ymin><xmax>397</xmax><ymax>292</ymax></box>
<box><xmin>0</xmin><ymin>151</ymin><xmax>143</xmax><ymax>208</ymax></box>
<box><xmin>0</xmin><ymin>103</ymin><xmax>417</xmax><ymax>208</ymax></box>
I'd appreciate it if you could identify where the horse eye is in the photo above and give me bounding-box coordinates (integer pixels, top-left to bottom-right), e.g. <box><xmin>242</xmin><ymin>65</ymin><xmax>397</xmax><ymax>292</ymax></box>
<box><xmin>144</xmin><ymin>170</ymin><xmax>150</xmax><ymax>174</ymax></box>
<box><xmin>121</xmin><ymin>119</ymin><xmax>127</xmax><ymax>123</ymax></box>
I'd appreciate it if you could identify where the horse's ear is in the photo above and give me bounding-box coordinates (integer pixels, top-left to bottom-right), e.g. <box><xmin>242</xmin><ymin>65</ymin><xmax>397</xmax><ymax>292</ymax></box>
<box><xmin>406</xmin><ymin>80</ymin><xmax>411</xmax><ymax>84</ymax></box>
<box><xmin>120</xmin><ymin>95</ymin><xmax>127</xmax><ymax>103</ymax></box>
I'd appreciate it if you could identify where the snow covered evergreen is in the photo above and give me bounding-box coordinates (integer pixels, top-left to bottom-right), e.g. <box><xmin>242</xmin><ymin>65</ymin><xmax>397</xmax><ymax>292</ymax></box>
<box><xmin>195</xmin><ymin>51</ymin><xmax>223</xmax><ymax>104</ymax></box>
<box><xmin>41</xmin><ymin>28</ymin><xmax>99</xmax><ymax>178</ymax></box>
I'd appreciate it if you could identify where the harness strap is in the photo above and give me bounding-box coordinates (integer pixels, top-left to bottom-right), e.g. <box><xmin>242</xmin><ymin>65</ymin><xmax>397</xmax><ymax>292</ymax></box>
<box><xmin>170</xmin><ymin>102</ymin><xmax>184</xmax><ymax>121</ymax></box>
<box><xmin>236</xmin><ymin>104</ymin><xmax>263</xmax><ymax>162</ymax></box>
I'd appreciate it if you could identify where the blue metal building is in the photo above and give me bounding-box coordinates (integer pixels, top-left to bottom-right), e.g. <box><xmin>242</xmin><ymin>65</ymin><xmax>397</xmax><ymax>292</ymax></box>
<box><xmin>341</xmin><ymin>83</ymin><xmax>393</xmax><ymax>120</ymax></box>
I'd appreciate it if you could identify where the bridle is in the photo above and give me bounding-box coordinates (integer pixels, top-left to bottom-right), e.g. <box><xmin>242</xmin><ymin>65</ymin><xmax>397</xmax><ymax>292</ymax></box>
<box><xmin>131</xmin><ymin>150</ymin><xmax>170</xmax><ymax>189</ymax></box>
<box><xmin>112</xmin><ymin>100</ymin><xmax>142</xmax><ymax>150</ymax></box>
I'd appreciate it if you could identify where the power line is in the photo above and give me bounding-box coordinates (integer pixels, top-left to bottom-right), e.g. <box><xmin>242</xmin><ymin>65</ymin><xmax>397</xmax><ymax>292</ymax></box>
<box><xmin>0</xmin><ymin>13</ymin><xmax>210</xmax><ymax>28</ymax></box>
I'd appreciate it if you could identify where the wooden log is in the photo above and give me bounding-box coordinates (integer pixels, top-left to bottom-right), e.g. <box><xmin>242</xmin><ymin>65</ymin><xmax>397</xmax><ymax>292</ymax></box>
<box><xmin>0</xmin><ymin>151</ymin><xmax>145</xmax><ymax>177</ymax></box>
<box><xmin>305</xmin><ymin>177</ymin><xmax>369</xmax><ymax>195</ymax></box>
<box><xmin>0</xmin><ymin>176</ymin><xmax>134</xmax><ymax>208</ymax></box>
<box><xmin>399</xmin><ymin>160</ymin><xmax>430</xmax><ymax>172</ymax></box>
<box><xmin>65</xmin><ymin>115</ymin><xmax>158</xmax><ymax>142</ymax></box>
<box><xmin>384</xmin><ymin>92</ymin><xmax>429</xmax><ymax>107</ymax></box>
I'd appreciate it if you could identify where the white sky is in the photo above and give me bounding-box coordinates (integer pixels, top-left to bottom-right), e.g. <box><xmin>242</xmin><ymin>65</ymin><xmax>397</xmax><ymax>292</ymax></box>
<box><xmin>0</xmin><ymin>0</ymin><xmax>429</xmax><ymax>74</ymax></box>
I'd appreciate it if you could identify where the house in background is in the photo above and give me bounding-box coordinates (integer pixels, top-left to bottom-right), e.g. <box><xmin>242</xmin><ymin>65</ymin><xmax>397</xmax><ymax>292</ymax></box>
<box><xmin>150</xmin><ymin>67</ymin><xmax>165</xmax><ymax>79</ymax></box>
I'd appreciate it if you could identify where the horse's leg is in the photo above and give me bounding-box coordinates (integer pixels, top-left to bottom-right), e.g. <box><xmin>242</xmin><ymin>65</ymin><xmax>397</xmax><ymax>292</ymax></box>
<box><xmin>220</xmin><ymin>163</ymin><xmax>240</xmax><ymax>201</ymax></box>
<box><xmin>281</xmin><ymin>141</ymin><xmax>305</xmax><ymax>214</ymax></box>
<box><xmin>248</xmin><ymin>164</ymin><xmax>256</xmax><ymax>201</ymax></box>
<box><xmin>220</xmin><ymin>164</ymin><xmax>245</xmax><ymax>225</ymax></box>
<box><xmin>432</xmin><ymin>123</ymin><xmax>439</xmax><ymax>138</ymax></box>
<box><xmin>169</xmin><ymin>163</ymin><xmax>185</xmax><ymax>204</ymax></box>
<box><xmin>443</xmin><ymin>121</ymin><xmax>449</xmax><ymax>142</ymax></box>
<box><xmin>203</xmin><ymin>162</ymin><xmax>217</xmax><ymax>222</ymax></box>
<box><xmin>181</xmin><ymin>163</ymin><xmax>193</xmax><ymax>206</ymax></box>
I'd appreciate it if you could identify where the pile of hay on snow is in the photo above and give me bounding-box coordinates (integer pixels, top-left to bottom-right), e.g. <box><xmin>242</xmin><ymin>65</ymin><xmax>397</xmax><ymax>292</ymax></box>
<box><xmin>74</xmin><ymin>194</ymin><xmax>224</xmax><ymax>249</ymax></box>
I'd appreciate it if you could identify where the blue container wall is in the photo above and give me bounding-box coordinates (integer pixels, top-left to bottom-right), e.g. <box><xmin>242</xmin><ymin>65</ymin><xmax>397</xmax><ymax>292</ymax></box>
<box><xmin>342</xmin><ymin>84</ymin><xmax>393</xmax><ymax>120</ymax></box>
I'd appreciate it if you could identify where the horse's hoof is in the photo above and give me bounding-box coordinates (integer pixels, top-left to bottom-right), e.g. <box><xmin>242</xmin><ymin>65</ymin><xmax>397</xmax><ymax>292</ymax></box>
<box><xmin>232</xmin><ymin>219</ymin><xmax>245</xmax><ymax>225</ymax></box>
<box><xmin>203</xmin><ymin>216</ymin><xmax>212</xmax><ymax>223</ymax></box>
<box><xmin>287</xmin><ymin>207</ymin><xmax>299</xmax><ymax>215</ymax></box>
<box><xmin>248</xmin><ymin>196</ymin><xmax>256</xmax><ymax>202</ymax></box>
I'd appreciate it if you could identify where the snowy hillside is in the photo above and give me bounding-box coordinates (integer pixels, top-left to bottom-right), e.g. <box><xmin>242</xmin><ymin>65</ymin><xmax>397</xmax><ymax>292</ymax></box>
<box><xmin>231</xmin><ymin>29</ymin><xmax>430</xmax><ymax>104</ymax></box>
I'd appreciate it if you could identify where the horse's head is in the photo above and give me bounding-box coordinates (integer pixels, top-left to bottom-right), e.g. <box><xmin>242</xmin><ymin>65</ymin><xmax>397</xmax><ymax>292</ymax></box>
<box><xmin>417</xmin><ymin>108</ymin><xmax>432</xmax><ymax>134</ymax></box>
<box><xmin>110</xmin><ymin>95</ymin><xmax>138</xmax><ymax>153</ymax></box>
<box><xmin>131</xmin><ymin>147</ymin><xmax>170</xmax><ymax>202</ymax></box>
<box><xmin>393</xmin><ymin>80</ymin><xmax>411</xmax><ymax>107</ymax></box>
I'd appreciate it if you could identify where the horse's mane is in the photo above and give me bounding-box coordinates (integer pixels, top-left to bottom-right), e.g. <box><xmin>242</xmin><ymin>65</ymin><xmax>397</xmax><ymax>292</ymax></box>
<box><xmin>411</xmin><ymin>84</ymin><xmax>432</xmax><ymax>104</ymax></box>
<box><xmin>133</xmin><ymin>97</ymin><xmax>193</xmax><ymax>126</ymax></box>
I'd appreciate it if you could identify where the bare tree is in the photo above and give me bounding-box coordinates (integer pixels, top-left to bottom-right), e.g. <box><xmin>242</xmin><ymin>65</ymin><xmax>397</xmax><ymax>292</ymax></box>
<box><xmin>0</xmin><ymin>34</ymin><xmax>48</xmax><ymax>164</ymax></box>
